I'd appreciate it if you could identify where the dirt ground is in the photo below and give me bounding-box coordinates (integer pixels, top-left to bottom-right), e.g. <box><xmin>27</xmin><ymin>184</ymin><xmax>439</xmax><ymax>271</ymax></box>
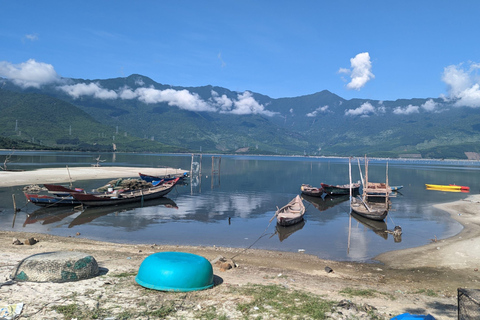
<box><xmin>1</xmin><ymin>167</ymin><xmax>480</xmax><ymax>319</ymax></box>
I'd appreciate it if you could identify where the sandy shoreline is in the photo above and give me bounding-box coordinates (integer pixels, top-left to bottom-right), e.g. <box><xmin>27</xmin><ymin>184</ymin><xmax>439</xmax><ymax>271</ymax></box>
<box><xmin>0</xmin><ymin>166</ymin><xmax>188</xmax><ymax>187</ymax></box>
<box><xmin>1</xmin><ymin>166</ymin><xmax>479</xmax><ymax>319</ymax></box>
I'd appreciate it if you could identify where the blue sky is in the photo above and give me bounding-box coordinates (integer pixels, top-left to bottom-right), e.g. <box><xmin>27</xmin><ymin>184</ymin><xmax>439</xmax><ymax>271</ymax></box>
<box><xmin>1</xmin><ymin>1</ymin><xmax>480</xmax><ymax>104</ymax></box>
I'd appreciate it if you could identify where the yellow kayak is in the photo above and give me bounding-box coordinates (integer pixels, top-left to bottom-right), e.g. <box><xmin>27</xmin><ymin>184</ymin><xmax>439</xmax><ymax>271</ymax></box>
<box><xmin>425</xmin><ymin>184</ymin><xmax>469</xmax><ymax>192</ymax></box>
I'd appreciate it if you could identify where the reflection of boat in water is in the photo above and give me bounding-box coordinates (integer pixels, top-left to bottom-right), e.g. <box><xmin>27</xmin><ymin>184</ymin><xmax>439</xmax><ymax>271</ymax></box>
<box><xmin>302</xmin><ymin>194</ymin><xmax>349</xmax><ymax>212</ymax></box>
<box><xmin>23</xmin><ymin>206</ymin><xmax>81</xmax><ymax>227</ymax></box>
<box><xmin>350</xmin><ymin>212</ymin><xmax>388</xmax><ymax>240</ymax></box>
<box><xmin>68</xmin><ymin>197</ymin><xmax>178</xmax><ymax>228</ymax></box>
<box><xmin>275</xmin><ymin>220</ymin><xmax>305</xmax><ymax>242</ymax></box>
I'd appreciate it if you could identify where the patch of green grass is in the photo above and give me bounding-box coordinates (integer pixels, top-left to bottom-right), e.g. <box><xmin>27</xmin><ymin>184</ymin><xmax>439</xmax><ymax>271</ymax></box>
<box><xmin>340</xmin><ymin>287</ymin><xmax>396</xmax><ymax>300</ymax></box>
<box><xmin>142</xmin><ymin>303</ymin><xmax>176</xmax><ymax>318</ymax></box>
<box><xmin>414</xmin><ymin>289</ymin><xmax>438</xmax><ymax>297</ymax></box>
<box><xmin>235</xmin><ymin>284</ymin><xmax>334</xmax><ymax>319</ymax></box>
<box><xmin>51</xmin><ymin>304</ymin><xmax>109</xmax><ymax>320</ymax></box>
<box><xmin>197</xmin><ymin>306</ymin><xmax>228</xmax><ymax>320</ymax></box>
<box><xmin>340</xmin><ymin>287</ymin><xmax>377</xmax><ymax>297</ymax></box>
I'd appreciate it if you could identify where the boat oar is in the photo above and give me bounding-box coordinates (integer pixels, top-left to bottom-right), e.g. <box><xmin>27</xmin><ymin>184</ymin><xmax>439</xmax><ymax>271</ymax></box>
<box><xmin>269</xmin><ymin>207</ymin><xmax>279</xmax><ymax>223</ymax></box>
<box><xmin>358</xmin><ymin>195</ymin><xmax>373</xmax><ymax>212</ymax></box>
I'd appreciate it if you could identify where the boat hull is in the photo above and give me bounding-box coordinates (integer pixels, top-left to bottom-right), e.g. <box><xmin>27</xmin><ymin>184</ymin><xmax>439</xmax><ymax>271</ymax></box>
<box><xmin>72</xmin><ymin>179</ymin><xmax>178</xmax><ymax>207</ymax></box>
<box><xmin>300</xmin><ymin>184</ymin><xmax>323</xmax><ymax>197</ymax></box>
<box><xmin>24</xmin><ymin>193</ymin><xmax>81</xmax><ymax>207</ymax></box>
<box><xmin>350</xmin><ymin>197</ymin><xmax>388</xmax><ymax>221</ymax></box>
<box><xmin>425</xmin><ymin>184</ymin><xmax>469</xmax><ymax>191</ymax></box>
<box><xmin>321</xmin><ymin>183</ymin><xmax>360</xmax><ymax>196</ymax></box>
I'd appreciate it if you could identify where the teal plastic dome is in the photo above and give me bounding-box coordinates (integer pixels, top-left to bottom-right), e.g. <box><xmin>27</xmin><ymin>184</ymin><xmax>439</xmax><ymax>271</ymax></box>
<box><xmin>135</xmin><ymin>252</ymin><xmax>214</xmax><ymax>292</ymax></box>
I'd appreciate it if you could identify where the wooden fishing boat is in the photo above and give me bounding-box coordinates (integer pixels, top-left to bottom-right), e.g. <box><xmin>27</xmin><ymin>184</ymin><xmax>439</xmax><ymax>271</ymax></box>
<box><xmin>24</xmin><ymin>183</ymin><xmax>84</xmax><ymax>207</ymax></box>
<box><xmin>139</xmin><ymin>172</ymin><xmax>188</xmax><ymax>183</ymax></box>
<box><xmin>364</xmin><ymin>182</ymin><xmax>392</xmax><ymax>197</ymax></box>
<box><xmin>349</xmin><ymin>157</ymin><xmax>389</xmax><ymax>221</ymax></box>
<box><xmin>300</xmin><ymin>184</ymin><xmax>323</xmax><ymax>197</ymax></box>
<box><xmin>44</xmin><ymin>184</ymin><xmax>84</xmax><ymax>194</ymax></box>
<box><xmin>350</xmin><ymin>196</ymin><xmax>389</xmax><ymax>221</ymax></box>
<box><xmin>275</xmin><ymin>195</ymin><xmax>305</xmax><ymax>226</ymax></box>
<box><xmin>24</xmin><ymin>193</ymin><xmax>81</xmax><ymax>207</ymax></box>
<box><xmin>71</xmin><ymin>178</ymin><xmax>179</xmax><ymax>207</ymax></box>
<box><xmin>321</xmin><ymin>182</ymin><xmax>361</xmax><ymax>196</ymax></box>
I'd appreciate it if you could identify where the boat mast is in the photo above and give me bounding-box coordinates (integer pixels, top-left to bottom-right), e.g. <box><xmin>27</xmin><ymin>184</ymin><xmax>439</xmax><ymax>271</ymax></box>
<box><xmin>364</xmin><ymin>155</ymin><xmax>368</xmax><ymax>202</ymax></box>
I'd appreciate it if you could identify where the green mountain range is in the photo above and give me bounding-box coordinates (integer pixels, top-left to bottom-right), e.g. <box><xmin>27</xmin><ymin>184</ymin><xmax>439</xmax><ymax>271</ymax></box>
<box><xmin>1</xmin><ymin>74</ymin><xmax>480</xmax><ymax>159</ymax></box>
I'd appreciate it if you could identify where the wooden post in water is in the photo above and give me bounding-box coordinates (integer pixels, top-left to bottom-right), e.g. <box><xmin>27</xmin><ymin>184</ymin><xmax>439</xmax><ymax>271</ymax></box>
<box><xmin>348</xmin><ymin>157</ymin><xmax>352</xmax><ymax>254</ymax></box>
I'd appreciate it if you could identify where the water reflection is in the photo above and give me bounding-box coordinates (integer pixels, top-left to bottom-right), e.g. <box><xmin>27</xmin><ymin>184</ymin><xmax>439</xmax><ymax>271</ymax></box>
<box><xmin>350</xmin><ymin>212</ymin><xmax>388</xmax><ymax>240</ymax></box>
<box><xmin>275</xmin><ymin>220</ymin><xmax>306</xmax><ymax>242</ymax></box>
<box><xmin>23</xmin><ymin>207</ymin><xmax>79</xmax><ymax>227</ymax></box>
<box><xmin>69</xmin><ymin>197</ymin><xmax>178</xmax><ymax>227</ymax></box>
<box><xmin>303</xmin><ymin>194</ymin><xmax>349</xmax><ymax>212</ymax></box>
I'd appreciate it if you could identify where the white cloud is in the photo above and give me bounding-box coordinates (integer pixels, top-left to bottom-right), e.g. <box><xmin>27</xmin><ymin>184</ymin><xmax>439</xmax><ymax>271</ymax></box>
<box><xmin>58</xmin><ymin>82</ymin><xmax>118</xmax><ymax>99</ymax></box>
<box><xmin>134</xmin><ymin>77</ymin><xmax>145</xmax><ymax>86</ymax></box>
<box><xmin>211</xmin><ymin>90</ymin><xmax>233</xmax><ymax>111</ymax></box>
<box><xmin>118</xmin><ymin>86</ymin><xmax>138</xmax><ymax>99</ymax></box>
<box><xmin>306</xmin><ymin>105</ymin><xmax>329</xmax><ymax>117</ymax></box>
<box><xmin>421</xmin><ymin>99</ymin><xmax>438</xmax><ymax>112</ymax></box>
<box><xmin>393</xmin><ymin>104</ymin><xmax>419</xmax><ymax>115</ymax></box>
<box><xmin>217</xmin><ymin>52</ymin><xmax>226</xmax><ymax>68</ymax></box>
<box><xmin>24</xmin><ymin>34</ymin><xmax>39</xmax><ymax>41</ymax></box>
<box><xmin>339</xmin><ymin>52</ymin><xmax>375</xmax><ymax>90</ymax></box>
<box><xmin>229</xmin><ymin>91</ymin><xmax>277</xmax><ymax>116</ymax></box>
<box><xmin>0</xmin><ymin>59</ymin><xmax>60</xmax><ymax>88</ymax></box>
<box><xmin>442</xmin><ymin>62</ymin><xmax>480</xmax><ymax>107</ymax></box>
<box><xmin>132</xmin><ymin>87</ymin><xmax>216</xmax><ymax>112</ymax></box>
<box><xmin>344</xmin><ymin>102</ymin><xmax>376</xmax><ymax>116</ymax></box>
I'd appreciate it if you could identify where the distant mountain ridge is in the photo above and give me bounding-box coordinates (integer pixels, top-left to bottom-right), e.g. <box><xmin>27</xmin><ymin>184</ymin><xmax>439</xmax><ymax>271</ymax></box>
<box><xmin>1</xmin><ymin>74</ymin><xmax>480</xmax><ymax>159</ymax></box>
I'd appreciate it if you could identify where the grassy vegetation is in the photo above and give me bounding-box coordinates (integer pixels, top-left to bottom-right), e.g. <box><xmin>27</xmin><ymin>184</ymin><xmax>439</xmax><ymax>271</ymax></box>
<box><xmin>414</xmin><ymin>289</ymin><xmax>438</xmax><ymax>297</ymax></box>
<box><xmin>340</xmin><ymin>287</ymin><xmax>396</xmax><ymax>300</ymax></box>
<box><xmin>235</xmin><ymin>284</ymin><xmax>335</xmax><ymax>319</ymax></box>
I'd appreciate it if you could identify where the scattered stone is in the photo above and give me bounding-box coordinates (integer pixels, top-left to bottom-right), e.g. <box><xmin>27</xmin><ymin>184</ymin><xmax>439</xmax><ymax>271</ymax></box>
<box><xmin>211</xmin><ymin>255</ymin><xmax>236</xmax><ymax>271</ymax></box>
<box><xmin>24</xmin><ymin>238</ymin><xmax>38</xmax><ymax>245</ymax></box>
<box><xmin>325</xmin><ymin>266</ymin><xmax>334</xmax><ymax>273</ymax></box>
<box><xmin>76</xmin><ymin>232</ymin><xmax>81</xmax><ymax>236</ymax></box>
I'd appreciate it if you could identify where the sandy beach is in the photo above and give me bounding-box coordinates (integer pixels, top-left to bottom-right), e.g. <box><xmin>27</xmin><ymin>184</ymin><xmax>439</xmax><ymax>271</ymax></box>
<box><xmin>1</xmin><ymin>166</ymin><xmax>479</xmax><ymax>319</ymax></box>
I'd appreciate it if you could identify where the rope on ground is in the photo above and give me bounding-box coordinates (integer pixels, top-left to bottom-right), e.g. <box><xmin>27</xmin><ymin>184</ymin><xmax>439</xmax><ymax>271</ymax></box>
<box><xmin>229</xmin><ymin>211</ymin><xmax>277</xmax><ymax>260</ymax></box>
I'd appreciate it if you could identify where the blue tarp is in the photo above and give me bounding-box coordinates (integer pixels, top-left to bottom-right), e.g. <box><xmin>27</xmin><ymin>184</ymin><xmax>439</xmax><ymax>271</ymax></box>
<box><xmin>390</xmin><ymin>313</ymin><xmax>435</xmax><ymax>320</ymax></box>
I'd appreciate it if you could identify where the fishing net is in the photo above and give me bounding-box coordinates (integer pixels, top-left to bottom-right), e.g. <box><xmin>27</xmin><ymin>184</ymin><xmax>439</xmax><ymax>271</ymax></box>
<box><xmin>458</xmin><ymin>288</ymin><xmax>480</xmax><ymax>319</ymax></box>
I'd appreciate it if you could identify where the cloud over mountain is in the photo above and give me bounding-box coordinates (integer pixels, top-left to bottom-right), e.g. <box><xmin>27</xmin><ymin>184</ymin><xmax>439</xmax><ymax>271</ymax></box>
<box><xmin>0</xmin><ymin>59</ymin><xmax>276</xmax><ymax>116</ymax></box>
<box><xmin>0</xmin><ymin>59</ymin><xmax>59</xmax><ymax>88</ymax></box>
<box><xmin>442</xmin><ymin>62</ymin><xmax>480</xmax><ymax>108</ymax></box>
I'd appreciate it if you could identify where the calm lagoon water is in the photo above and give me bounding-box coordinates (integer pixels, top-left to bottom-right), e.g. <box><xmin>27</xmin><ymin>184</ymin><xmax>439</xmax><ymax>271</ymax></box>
<box><xmin>0</xmin><ymin>151</ymin><xmax>477</xmax><ymax>262</ymax></box>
